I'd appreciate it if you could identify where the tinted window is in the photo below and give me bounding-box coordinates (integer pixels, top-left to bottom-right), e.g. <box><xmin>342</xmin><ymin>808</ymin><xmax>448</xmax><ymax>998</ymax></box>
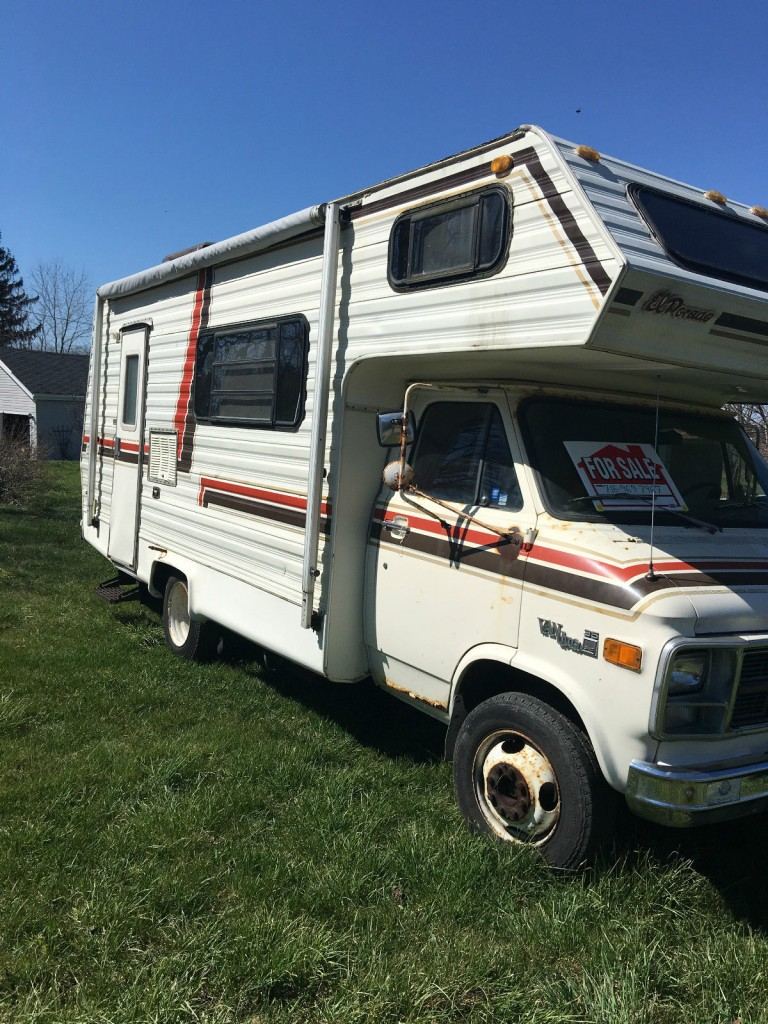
<box><xmin>631</xmin><ymin>184</ymin><xmax>768</xmax><ymax>292</ymax></box>
<box><xmin>389</xmin><ymin>187</ymin><xmax>510</xmax><ymax>290</ymax></box>
<box><xmin>413</xmin><ymin>402</ymin><xmax>522</xmax><ymax>509</ymax></box>
<box><xmin>194</xmin><ymin>316</ymin><xmax>308</xmax><ymax>429</ymax></box>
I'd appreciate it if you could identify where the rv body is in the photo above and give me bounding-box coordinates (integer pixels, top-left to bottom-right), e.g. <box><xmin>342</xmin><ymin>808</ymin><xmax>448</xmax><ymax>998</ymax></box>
<box><xmin>82</xmin><ymin>126</ymin><xmax>768</xmax><ymax>866</ymax></box>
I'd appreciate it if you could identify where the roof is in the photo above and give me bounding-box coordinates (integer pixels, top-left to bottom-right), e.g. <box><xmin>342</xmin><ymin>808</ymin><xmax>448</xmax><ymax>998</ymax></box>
<box><xmin>0</xmin><ymin>349</ymin><xmax>89</xmax><ymax>397</ymax></box>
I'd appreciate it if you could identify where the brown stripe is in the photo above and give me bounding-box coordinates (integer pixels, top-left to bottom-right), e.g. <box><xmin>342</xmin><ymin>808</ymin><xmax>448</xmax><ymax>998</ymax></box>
<box><xmin>372</xmin><ymin>523</ymin><xmax>768</xmax><ymax>612</ymax></box>
<box><xmin>715</xmin><ymin>311</ymin><xmax>768</xmax><ymax>339</ymax></box>
<box><xmin>115</xmin><ymin>450</ymin><xmax>139</xmax><ymax>465</ymax></box>
<box><xmin>515</xmin><ymin>147</ymin><xmax>612</xmax><ymax>295</ymax></box>
<box><xmin>348</xmin><ymin>162</ymin><xmax>494</xmax><ymax>221</ymax></box>
<box><xmin>203</xmin><ymin>490</ymin><xmax>331</xmax><ymax>533</ymax></box>
<box><xmin>179</xmin><ymin>267</ymin><xmax>213</xmax><ymax>473</ymax></box>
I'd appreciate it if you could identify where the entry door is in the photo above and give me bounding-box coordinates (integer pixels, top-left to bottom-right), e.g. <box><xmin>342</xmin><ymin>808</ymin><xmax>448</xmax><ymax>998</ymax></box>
<box><xmin>107</xmin><ymin>326</ymin><xmax>148</xmax><ymax>567</ymax></box>
<box><xmin>365</xmin><ymin>392</ymin><xmax>537</xmax><ymax>708</ymax></box>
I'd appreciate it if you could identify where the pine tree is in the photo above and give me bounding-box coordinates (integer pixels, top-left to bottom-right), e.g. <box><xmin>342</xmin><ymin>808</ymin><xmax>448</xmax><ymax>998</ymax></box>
<box><xmin>0</xmin><ymin>235</ymin><xmax>40</xmax><ymax>348</ymax></box>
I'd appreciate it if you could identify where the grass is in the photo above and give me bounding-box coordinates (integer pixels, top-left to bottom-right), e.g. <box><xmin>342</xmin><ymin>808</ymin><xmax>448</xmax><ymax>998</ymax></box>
<box><xmin>2</xmin><ymin>463</ymin><xmax>768</xmax><ymax>1022</ymax></box>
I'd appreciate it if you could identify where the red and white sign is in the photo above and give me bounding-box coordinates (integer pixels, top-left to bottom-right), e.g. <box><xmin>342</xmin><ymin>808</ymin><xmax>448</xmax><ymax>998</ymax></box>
<box><xmin>564</xmin><ymin>441</ymin><xmax>685</xmax><ymax>510</ymax></box>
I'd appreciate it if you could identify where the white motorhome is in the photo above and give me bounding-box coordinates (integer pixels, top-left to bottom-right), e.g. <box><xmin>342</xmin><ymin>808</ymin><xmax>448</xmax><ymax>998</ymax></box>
<box><xmin>82</xmin><ymin>125</ymin><xmax>768</xmax><ymax>867</ymax></box>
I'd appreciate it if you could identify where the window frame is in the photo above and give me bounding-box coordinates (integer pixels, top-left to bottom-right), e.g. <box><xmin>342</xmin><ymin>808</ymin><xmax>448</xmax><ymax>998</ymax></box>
<box><xmin>387</xmin><ymin>185</ymin><xmax>512</xmax><ymax>292</ymax></box>
<box><xmin>410</xmin><ymin>399</ymin><xmax>523</xmax><ymax>511</ymax></box>
<box><xmin>193</xmin><ymin>313</ymin><xmax>309</xmax><ymax>431</ymax></box>
<box><xmin>628</xmin><ymin>182</ymin><xmax>768</xmax><ymax>293</ymax></box>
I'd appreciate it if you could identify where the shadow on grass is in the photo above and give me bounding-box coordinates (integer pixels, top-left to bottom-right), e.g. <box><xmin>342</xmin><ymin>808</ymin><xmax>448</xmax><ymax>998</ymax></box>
<box><xmin>600</xmin><ymin>796</ymin><xmax>768</xmax><ymax>932</ymax></box>
<box><xmin>129</xmin><ymin>599</ymin><xmax>768</xmax><ymax>929</ymax></box>
<box><xmin>218</xmin><ymin>629</ymin><xmax>446</xmax><ymax>765</ymax></box>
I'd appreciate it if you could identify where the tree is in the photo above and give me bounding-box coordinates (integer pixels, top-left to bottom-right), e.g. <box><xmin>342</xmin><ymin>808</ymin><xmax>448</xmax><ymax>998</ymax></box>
<box><xmin>725</xmin><ymin>403</ymin><xmax>768</xmax><ymax>454</ymax></box>
<box><xmin>0</xmin><ymin>236</ymin><xmax>39</xmax><ymax>348</ymax></box>
<box><xmin>31</xmin><ymin>261</ymin><xmax>92</xmax><ymax>353</ymax></box>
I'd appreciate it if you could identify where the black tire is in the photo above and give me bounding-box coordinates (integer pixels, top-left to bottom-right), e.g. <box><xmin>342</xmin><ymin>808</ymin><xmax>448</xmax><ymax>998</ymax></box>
<box><xmin>453</xmin><ymin>692</ymin><xmax>610</xmax><ymax>869</ymax></box>
<box><xmin>162</xmin><ymin>574</ymin><xmax>216</xmax><ymax>661</ymax></box>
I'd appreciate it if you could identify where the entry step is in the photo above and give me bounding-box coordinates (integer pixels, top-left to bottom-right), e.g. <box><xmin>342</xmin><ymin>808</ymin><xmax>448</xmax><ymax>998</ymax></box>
<box><xmin>95</xmin><ymin>574</ymin><xmax>140</xmax><ymax>604</ymax></box>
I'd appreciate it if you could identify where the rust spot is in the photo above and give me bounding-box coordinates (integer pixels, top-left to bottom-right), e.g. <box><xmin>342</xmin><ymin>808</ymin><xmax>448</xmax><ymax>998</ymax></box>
<box><xmin>384</xmin><ymin>677</ymin><xmax>447</xmax><ymax>710</ymax></box>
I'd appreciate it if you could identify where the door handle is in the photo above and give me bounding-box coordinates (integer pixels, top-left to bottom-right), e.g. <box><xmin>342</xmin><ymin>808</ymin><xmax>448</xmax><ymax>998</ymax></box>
<box><xmin>383</xmin><ymin>515</ymin><xmax>409</xmax><ymax>540</ymax></box>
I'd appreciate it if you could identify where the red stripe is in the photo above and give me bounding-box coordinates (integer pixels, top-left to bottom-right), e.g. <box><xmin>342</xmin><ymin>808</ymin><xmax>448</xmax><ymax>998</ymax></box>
<box><xmin>373</xmin><ymin>508</ymin><xmax>768</xmax><ymax>583</ymax></box>
<box><xmin>198</xmin><ymin>476</ymin><xmax>330</xmax><ymax>516</ymax></box>
<box><xmin>173</xmin><ymin>270</ymin><xmax>207</xmax><ymax>461</ymax></box>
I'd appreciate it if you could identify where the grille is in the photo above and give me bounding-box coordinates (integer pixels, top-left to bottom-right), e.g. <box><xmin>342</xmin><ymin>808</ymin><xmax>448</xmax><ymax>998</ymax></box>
<box><xmin>731</xmin><ymin>649</ymin><xmax>768</xmax><ymax>730</ymax></box>
<box><xmin>148</xmin><ymin>431</ymin><xmax>177</xmax><ymax>486</ymax></box>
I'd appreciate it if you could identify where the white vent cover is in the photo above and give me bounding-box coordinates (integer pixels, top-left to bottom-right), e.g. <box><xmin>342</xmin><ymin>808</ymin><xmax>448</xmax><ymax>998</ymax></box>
<box><xmin>148</xmin><ymin>431</ymin><xmax>177</xmax><ymax>486</ymax></box>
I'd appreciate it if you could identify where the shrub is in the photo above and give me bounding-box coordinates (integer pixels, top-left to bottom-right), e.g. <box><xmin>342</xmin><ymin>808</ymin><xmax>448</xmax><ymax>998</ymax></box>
<box><xmin>0</xmin><ymin>438</ymin><xmax>44</xmax><ymax>507</ymax></box>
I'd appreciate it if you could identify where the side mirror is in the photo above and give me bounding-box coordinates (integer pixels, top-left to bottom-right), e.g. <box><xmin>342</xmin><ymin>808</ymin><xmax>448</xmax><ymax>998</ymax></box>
<box><xmin>376</xmin><ymin>410</ymin><xmax>415</xmax><ymax>448</ymax></box>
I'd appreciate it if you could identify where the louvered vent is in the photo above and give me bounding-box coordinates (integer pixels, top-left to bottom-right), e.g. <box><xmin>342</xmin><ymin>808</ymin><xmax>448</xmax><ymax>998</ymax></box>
<box><xmin>148</xmin><ymin>431</ymin><xmax>177</xmax><ymax>486</ymax></box>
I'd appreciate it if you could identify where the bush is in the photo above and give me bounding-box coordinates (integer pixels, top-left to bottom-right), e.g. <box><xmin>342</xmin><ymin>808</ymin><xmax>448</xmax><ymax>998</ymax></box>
<box><xmin>0</xmin><ymin>438</ymin><xmax>44</xmax><ymax>507</ymax></box>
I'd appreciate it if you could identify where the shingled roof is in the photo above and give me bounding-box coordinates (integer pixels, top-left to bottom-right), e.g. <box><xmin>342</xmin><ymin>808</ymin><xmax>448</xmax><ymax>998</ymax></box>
<box><xmin>0</xmin><ymin>350</ymin><xmax>89</xmax><ymax>397</ymax></box>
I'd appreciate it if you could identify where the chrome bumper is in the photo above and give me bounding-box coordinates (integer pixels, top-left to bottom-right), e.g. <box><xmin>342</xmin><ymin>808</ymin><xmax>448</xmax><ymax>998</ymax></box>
<box><xmin>626</xmin><ymin>757</ymin><xmax>768</xmax><ymax>827</ymax></box>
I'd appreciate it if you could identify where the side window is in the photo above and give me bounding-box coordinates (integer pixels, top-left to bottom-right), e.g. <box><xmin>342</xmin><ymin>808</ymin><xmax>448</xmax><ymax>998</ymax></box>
<box><xmin>412</xmin><ymin>402</ymin><xmax>523</xmax><ymax>510</ymax></box>
<box><xmin>194</xmin><ymin>315</ymin><xmax>308</xmax><ymax>429</ymax></box>
<box><xmin>121</xmin><ymin>354</ymin><xmax>139</xmax><ymax>428</ymax></box>
<box><xmin>389</xmin><ymin>187</ymin><xmax>510</xmax><ymax>291</ymax></box>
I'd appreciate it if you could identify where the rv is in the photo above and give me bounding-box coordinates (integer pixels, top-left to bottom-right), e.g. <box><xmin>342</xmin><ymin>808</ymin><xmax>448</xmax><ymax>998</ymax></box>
<box><xmin>82</xmin><ymin>126</ymin><xmax>768</xmax><ymax>867</ymax></box>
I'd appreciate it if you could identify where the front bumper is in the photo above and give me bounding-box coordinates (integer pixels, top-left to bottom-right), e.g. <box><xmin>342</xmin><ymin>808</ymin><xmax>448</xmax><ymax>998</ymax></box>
<box><xmin>626</xmin><ymin>757</ymin><xmax>768</xmax><ymax>827</ymax></box>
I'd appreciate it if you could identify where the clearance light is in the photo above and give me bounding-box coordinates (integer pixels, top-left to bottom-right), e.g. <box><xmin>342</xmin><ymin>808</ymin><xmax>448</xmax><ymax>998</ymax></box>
<box><xmin>704</xmin><ymin>189</ymin><xmax>727</xmax><ymax>205</ymax></box>
<box><xmin>490</xmin><ymin>154</ymin><xmax>514</xmax><ymax>175</ymax></box>
<box><xmin>604</xmin><ymin>638</ymin><xmax>642</xmax><ymax>673</ymax></box>
<box><xmin>750</xmin><ymin>205</ymin><xmax>768</xmax><ymax>220</ymax></box>
<box><xmin>575</xmin><ymin>144</ymin><xmax>601</xmax><ymax>162</ymax></box>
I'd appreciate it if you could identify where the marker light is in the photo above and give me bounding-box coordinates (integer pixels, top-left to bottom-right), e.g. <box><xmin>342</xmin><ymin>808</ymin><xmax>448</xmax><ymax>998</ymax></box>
<box><xmin>750</xmin><ymin>205</ymin><xmax>768</xmax><ymax>220</ymax></box>
<box><xmin>604</xmin><ymin>639</ymin><xmax>642</xmax><ymax>672</ymax></box>
<box><xmin>575</xmin><ymin>144</ymin><xmax>601</xmax><ymax>162</ymax></box>
<box><xmin>704</xmin><ymin>190</ymin><xmax>727</xmax><ymax>205</ymax></box>
<box><xmin>490</xmin><ymin>155</ymin><xmax>514</xmax><ymax>175</ymax></box>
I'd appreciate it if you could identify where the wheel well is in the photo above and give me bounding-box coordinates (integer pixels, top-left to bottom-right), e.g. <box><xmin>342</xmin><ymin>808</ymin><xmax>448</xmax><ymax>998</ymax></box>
<box><xmin>444</xmin><ymin>659</ymin><xmax>588</xmax><ymax>761</ymax></box>
<box><xmin>149</xmin><ymin>562</ymin><xmax>183</xmax><ymax>599</ymax></box>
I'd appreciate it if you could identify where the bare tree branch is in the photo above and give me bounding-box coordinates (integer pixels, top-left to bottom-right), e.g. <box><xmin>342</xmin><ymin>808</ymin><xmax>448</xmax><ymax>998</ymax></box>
<box><xmin>31</xmin><ymin>262</ymin><xmax>92</xmax><ymax>353</ymax></box>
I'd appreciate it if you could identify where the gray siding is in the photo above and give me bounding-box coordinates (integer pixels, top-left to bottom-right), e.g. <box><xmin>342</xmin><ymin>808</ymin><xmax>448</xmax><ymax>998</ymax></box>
<box><xmin>35</xmin><ymin>398</ymin><xmax>84</xmax><ymax>459</ymax></box>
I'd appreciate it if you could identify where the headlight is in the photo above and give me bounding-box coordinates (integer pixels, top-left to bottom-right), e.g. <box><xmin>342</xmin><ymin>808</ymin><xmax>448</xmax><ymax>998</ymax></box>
<box><xmin>668</xmin><ymin>652</ymin><xmax>708</xmax><ymax>695</ymax></box>
<box><xmin>659</xmin><ymin>648</ymin><xmax>739</xmax><ymax>737</ymax></box>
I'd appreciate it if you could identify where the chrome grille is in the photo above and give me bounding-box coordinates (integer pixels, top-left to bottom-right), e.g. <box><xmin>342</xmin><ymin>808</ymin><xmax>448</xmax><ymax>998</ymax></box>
<box><xmin>731</xmin><ymin>650</ymin><xmax>768</xmax><ymax>730</ymax></box>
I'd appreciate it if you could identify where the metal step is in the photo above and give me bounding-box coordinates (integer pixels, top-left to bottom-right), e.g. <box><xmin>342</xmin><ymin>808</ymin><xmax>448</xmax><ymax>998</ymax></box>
<box><xmin>95</xmin><ymin>575</ymin><xmax>140</xmax><ymax>604</ymax></box>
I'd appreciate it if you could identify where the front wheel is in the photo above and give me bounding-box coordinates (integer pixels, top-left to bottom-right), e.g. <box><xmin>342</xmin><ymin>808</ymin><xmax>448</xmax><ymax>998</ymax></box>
<box><xmin>453</xmin><ymin>692</ymin><xmax>610</xmax><ymax>869</ymax></box>
<box><xmin>162</xmin><ymin>575</ymin><xmax>216</xmax><ymax>660</ymax></box>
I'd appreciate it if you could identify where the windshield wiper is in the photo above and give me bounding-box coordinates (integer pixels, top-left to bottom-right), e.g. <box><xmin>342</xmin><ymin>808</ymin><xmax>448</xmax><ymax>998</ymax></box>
<box><xmin>566</xmin><ymin>493</ymin><xmax>721</xmax><ymax>533</ymax></box>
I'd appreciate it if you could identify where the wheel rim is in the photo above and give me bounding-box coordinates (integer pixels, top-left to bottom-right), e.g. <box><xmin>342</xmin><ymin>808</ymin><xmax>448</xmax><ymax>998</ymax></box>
<box><xmin>167</xmin><ymin>580</ymin><xmax>191</xmax><ymax>648</ymax></box>
<box><xmin>473</xmin><ymin>730</ymin><xmax>560</xmax><ymax>844</ymax></box>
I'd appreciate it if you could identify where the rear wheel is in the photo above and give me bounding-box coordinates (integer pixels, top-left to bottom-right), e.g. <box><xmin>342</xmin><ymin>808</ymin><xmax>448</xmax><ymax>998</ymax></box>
<box><xmin>453</xmin><ymin>692</ymin><xmax>609</xmax><ymax>868</ymax></box>
<box><xmin>162</xmin><ymin>575</ymin><xmax>215</xmax><ymax>660</ymax></box>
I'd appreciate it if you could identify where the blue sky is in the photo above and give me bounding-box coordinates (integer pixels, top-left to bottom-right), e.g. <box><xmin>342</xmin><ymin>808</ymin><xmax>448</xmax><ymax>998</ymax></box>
<box><xmin>3</xmin><ymin>0</ymin><xmax>767</xmax><ymax>294</ymax></box>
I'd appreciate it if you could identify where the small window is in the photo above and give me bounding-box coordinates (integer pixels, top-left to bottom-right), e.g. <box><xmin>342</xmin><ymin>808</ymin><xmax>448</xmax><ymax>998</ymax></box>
<box><xmin>194</xmin><ymin>315</ymin><xmax>308</xmax><ymax>429</ymax></box>
<box><xmin>412</xmin><ymin>402</ymin><xmax>522</xmax><ymax>509</ymax></box>
<box><xmin>389</xmin><ymin>187</ymin><xmax>510</xmax><ymax>290</ymax></box>
<box><xmin>121</xmin><ymin>354</ymin><xmax>139</xmax><ymax>427</ymax></box>
<box><xmin>630</xmin><ymin>184</ymin><xmax>768</xmax><ymax>293</ymax></box>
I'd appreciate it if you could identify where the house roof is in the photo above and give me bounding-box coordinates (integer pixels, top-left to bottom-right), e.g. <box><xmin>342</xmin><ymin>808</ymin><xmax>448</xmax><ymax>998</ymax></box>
<box><xmin>0</xmin><ymin>350</ymin><xmax>89</xmax><ymax>397</ymax></box>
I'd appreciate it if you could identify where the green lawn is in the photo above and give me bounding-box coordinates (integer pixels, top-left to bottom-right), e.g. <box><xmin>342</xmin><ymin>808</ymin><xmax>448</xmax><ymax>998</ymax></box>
<box><xmin>2</xmin><ymin>463</ymin><xmax>768</xmax><ymax>1023</ymax></box>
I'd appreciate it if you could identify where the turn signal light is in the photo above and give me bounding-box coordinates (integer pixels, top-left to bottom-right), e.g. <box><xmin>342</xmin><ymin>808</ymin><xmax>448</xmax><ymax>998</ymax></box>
<box><xmin>604</xmin><ymin>638</ymin><xmax>642</xmax><ymax>672</ymax></box>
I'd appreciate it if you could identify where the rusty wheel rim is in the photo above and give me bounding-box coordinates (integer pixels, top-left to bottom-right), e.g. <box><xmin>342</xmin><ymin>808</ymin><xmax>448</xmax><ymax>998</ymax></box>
<box><xmin>473</xmin><ymin>730</ymin><xmax>560</xmax><ymax>844</ymax></box>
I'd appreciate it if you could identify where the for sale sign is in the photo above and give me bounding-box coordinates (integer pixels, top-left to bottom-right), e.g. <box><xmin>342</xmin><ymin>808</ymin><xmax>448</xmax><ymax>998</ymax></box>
<box><xmin>564</xmin><ymin>441</ymin><xmax>685</xmax><ymax>510</ymax></box>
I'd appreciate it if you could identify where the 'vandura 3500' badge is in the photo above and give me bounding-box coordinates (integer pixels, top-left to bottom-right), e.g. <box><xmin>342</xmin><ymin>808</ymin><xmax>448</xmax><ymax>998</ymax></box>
<box><xmin>538</xmin><ymin>620</ymin><xmax>599</xmax><ymax>658</ymax></box>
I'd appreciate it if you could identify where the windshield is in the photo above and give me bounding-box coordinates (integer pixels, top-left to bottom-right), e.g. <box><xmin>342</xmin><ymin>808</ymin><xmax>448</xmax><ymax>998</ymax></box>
<box><xmin>520</xmin><ymin>397</ymin><xmax>768</xmax><ymax>529</ymax></box>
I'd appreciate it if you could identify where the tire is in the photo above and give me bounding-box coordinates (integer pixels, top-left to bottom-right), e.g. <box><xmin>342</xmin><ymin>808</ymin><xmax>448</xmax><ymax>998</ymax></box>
<box><xmin>162</xmin><ymin>574</ymin><xmax>216</xmax><ymax>661</ymax></box>
<box><xmin>453</xmin><ymin>692</ymin><xmax>610</xmax><ymax>869</ymax></box>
